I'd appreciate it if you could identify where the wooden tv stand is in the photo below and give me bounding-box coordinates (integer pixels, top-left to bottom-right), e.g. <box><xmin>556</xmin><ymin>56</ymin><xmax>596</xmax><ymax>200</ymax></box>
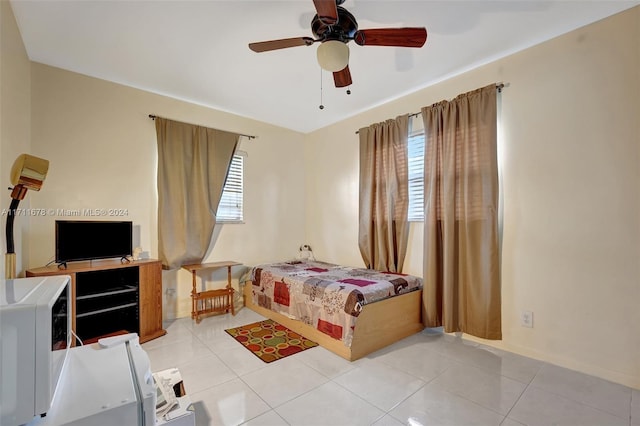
<box><xmin>26</xmin><ymin>258</ymin><xmax>166</xmax><ymax>344</ymax></box>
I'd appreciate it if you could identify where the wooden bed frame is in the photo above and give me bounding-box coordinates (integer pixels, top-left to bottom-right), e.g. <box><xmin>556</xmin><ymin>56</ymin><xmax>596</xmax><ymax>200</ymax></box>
<box><xmin>242</xmin><ymin>282</ymin><xmax>424</xmax><ymax>361</ymax></box>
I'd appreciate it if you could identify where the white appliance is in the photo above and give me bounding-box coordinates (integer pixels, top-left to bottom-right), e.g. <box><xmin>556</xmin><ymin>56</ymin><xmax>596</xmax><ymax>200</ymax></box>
<box><xmin>0</xmin><ymin>276</ymin><xmax>72</xmax><ymax>426</ymax></box>
<box><xmin>27</xmin><ymin>334</ymin><xmax>156</xmax><ymax>426</ymax></box>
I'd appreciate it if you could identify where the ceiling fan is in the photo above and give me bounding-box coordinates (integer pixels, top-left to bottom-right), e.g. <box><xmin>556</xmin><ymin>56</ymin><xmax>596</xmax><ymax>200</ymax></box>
<box><xmin>248</xmin><ymin>0</ymin><xmax>427</xmax><ymax>88</ymax></box>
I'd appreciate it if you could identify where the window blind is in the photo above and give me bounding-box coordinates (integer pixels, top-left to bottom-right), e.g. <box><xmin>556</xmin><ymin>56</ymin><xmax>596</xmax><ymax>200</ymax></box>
<box><xmin>216</xmin><ymin>152</ymin><xmax>244</xmax><ymax>223</ymax></box>
<box><xmin>407</xmin><ymin>132</ymin><xmax>425</xmax><ymax>221</ymax></box>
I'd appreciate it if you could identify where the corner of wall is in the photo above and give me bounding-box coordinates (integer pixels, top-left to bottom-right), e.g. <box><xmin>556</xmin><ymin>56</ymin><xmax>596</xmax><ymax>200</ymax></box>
<box><xmin>1</xmin><ymin>0</ymin><xmax>32</xmax><ymax>277</ymax></box>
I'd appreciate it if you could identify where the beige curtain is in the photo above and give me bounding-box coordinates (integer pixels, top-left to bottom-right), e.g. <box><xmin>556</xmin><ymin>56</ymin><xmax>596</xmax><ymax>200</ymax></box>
<box><xmin>358</xmin><ymin>114</ymin><xmax>409</xmax><ymax>273</ymax></box>
<box><xmin>155</xmin><ymin>118</ymin><xmax>239</xmax><ymax>269</ymax></box>
<box><xmin>422</xmin><ymin>84</ymin><xmax>501</xmax><ymax>339</ymax></box>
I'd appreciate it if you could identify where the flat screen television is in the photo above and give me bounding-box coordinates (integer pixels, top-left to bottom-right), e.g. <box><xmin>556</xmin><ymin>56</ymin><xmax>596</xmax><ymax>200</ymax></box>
<box><xmin>55</xmin><ymin>220</ymin><xmax>133</xmax><ymax>264</ymax></box>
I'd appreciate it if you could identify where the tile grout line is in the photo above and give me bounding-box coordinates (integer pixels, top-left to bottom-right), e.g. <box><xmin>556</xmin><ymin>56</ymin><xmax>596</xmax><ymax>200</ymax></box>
<box><xmin>496</xmin><ymin>359</ymin><xmax>548</xmax><ymax>425</ymax></box>
<box><xmin>526</xmin><ymin>364</ymin><xmax>634</xmax><ymax>422</ymax></box>
<box><xmin>325</xmin><ymin>361</ymin><xmax>399</xmax><ymax>421</ymax></box>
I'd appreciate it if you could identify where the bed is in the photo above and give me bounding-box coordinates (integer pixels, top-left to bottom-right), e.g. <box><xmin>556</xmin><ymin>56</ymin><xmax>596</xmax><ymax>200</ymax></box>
<box><xmin>242</xmin><ymin>259</ymin><xmax>424</xmax><ymax>361</ymax></box>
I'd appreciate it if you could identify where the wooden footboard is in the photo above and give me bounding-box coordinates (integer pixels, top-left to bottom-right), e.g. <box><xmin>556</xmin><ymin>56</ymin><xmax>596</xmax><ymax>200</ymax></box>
<box><xmin>242</xmin><ymin>282</ymin><xmax>423</xmax><ymax>361</ymax></box>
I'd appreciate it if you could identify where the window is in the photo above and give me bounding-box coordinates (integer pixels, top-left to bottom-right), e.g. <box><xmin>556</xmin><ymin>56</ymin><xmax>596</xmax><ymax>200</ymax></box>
<box><xmin>408</xmin><ymin>130</ymin><xmax>425</xmax><ymax>222</ymax></box>
<box><xmin>216</xmin><ymin>152</ymin><xmax>244</xmax><ymax>223</ymax></box>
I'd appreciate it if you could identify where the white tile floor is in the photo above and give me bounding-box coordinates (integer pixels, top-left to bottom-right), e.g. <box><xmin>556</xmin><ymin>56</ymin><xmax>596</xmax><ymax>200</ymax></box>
<box><xmin>143</xmin><ymin>309</ymin><xmax>638</xmax><ymax>426</ymax></box>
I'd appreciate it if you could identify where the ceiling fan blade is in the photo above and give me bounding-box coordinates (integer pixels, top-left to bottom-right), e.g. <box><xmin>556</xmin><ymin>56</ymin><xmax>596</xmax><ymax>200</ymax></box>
<box><xmin>313</xmin><ymin>0</ymin><xmax>338</xmax><ymax>24</ymax></box>
<box><xmin>249</xmin><ymin>37</ymin><xmax>315</xmax><ymax>53</ymax></box>
<box><xmin>333</xmin><ymin>65</ymin><xmax>352</xmax><ymax>88</ymax></box>
<box><xmin>354</xmin><ymin>28</ymin><xmax>427</xmax><ymax>47</ymax></box>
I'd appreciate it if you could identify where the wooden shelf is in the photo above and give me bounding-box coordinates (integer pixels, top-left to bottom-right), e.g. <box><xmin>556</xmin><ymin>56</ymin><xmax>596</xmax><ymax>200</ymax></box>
<box><xmin>76</xmin><ymin>302</ymin><xmax>138</xmax><ymax>318</ymax></box>
<box><xmin>76</xmin><ymin>286</ymin><xmax>137</xmax><ymax>300</ymax></box>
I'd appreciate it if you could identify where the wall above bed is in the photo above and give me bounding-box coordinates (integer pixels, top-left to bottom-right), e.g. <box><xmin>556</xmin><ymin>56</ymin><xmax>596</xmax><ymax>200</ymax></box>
<box><xmin>303</xmin><ymin>6</ymin><xmax>640</xmax><ymax>389</ymax></box>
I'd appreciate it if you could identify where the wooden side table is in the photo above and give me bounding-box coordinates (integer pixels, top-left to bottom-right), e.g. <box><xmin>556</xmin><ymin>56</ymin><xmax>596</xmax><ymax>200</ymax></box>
<box><xmin>181</xmin><ymin>261</ymin><xmax>241</xmax><ymax>323</ymax></box>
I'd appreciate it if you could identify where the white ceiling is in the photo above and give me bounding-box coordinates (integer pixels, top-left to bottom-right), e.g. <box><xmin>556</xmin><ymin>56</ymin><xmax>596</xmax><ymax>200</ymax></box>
<box><xmin>10</xmin><ymin>0</ymin><xmax>640</xmax><ymax>133</ymax></box>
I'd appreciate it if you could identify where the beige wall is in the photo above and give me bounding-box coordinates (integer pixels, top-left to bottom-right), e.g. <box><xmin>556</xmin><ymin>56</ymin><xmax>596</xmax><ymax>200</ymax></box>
<box><xmin>28</xmin><ymin>64</ymin><xmax>307</xmax><ymax>318</ymax></box>
<box><xmin>10</xmin><ymin>1</ymin><xmax>639</xmax><ymax>389</ymax></box>
<box><xmin>0</xmin><ymin>1</ymin><xmax>32</xmax><ymax>278</ymax></box>
<box><xmin>305</xmin><ymin>7</ymin><xmax>640</xmax><ymax>388</ymax></box>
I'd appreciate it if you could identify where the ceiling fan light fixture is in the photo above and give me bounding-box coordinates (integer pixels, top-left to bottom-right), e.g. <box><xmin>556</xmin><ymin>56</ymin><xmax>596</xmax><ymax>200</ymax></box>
<box><xmin>317</xmin><ymin>40</ymin><xmax>349</xmax><ymax>72</ymax></box>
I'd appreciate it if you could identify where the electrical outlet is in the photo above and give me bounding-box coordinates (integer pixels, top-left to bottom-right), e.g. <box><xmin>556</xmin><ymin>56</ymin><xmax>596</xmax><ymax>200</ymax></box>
<box><xmin>521</xmin><ymin>310</ymin><xmax>534</xmax><ymax>328</ymax></box>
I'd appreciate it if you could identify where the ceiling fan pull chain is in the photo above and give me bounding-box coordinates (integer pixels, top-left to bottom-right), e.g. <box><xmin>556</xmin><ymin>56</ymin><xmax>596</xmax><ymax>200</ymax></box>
<box><xmin>319</xmin><ymin>68</ymin><xmax>325</xmax><ymax>110</ymax></box>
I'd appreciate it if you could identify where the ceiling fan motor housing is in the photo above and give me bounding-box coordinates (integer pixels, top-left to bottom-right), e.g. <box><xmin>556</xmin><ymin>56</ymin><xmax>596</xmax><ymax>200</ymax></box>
<box><xmin>312</xmin><ymin>6</ymin><xmax>358</xmax><ymax>43</ymax></box>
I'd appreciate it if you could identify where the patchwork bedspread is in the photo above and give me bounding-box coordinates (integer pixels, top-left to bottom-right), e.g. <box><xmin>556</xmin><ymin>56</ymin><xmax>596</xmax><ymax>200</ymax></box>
<box><xmin>249</xmin><ymin>260</ymin><xmax>422</xmax><ymax>347</ymax></box>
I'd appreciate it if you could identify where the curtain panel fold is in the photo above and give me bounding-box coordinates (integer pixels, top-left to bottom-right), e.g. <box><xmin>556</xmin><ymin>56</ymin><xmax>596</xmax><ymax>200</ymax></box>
<box><xmin>358</xmin><ymin>114</ymin><xmax>410</xmax><ymax>273</ymax></box>
<box><xmin>155</xmin><ymin>118</ymin><xmax>239</xmax><ymax>269</ymax></box>
<box><xmin>422</xmin><ymin>84</ymin><xmax>501</xmax><ymax>339</ymax></box>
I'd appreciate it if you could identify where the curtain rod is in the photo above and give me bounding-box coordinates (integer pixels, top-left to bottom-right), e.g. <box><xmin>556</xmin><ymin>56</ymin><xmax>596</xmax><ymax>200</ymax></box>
<box><xmin>354</xmin><ymin>83</ymin><xmax>505</xmax><ymax>135</ymax></box>
<box><xmin>148</xmin><ymin>115</ymin><xmax>257</xmax><ymax>140</ymax></box>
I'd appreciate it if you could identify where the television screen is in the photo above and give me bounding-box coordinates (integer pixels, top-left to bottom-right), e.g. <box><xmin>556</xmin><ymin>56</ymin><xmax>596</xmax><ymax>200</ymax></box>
<box><xmin>55</xmin><ymin>220</ymin><xmax>132</xmax><ymax>263</ymax></box>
